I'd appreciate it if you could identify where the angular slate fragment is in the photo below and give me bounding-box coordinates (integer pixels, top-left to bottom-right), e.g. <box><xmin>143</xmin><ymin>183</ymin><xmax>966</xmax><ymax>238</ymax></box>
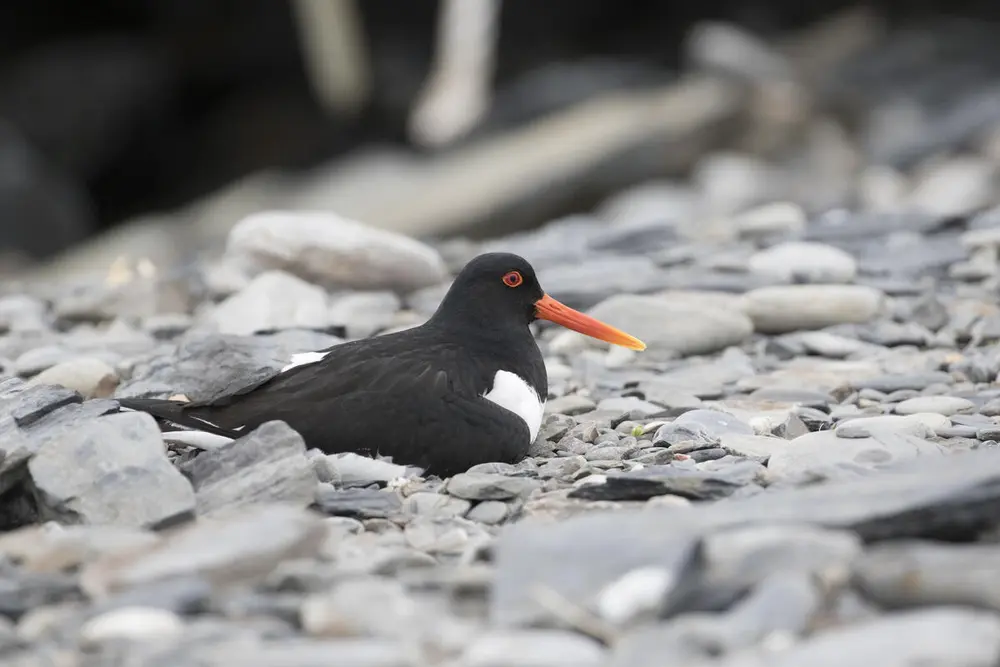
<box><xmin>27</xmin><ymin>412</ymin><xmax>195</xmax><ymax>529</ymax></box>
<box><xmin>313</xmin><ymin>486</ymin><xmax>402</xmax><ymax>520</ymax></box>
<box><xmin>179</xmin><ymin>420</ymin><xmax>318</xmax><ymax>516</ymax></box>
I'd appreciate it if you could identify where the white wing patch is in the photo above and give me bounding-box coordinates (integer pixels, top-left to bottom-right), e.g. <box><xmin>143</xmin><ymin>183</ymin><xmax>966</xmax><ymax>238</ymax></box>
<box><xmin>281</xmin><ymin>350</ymin><xmax>330</xmax><ymax>372</ymax></box>
<box><xmin>162</xmin><ymin>430</ymin><xmax>234</xmax><ymax>449</ymax></box>
<box><xmin>483</xmin><ymin>370</ymin><xmax>545</xmax><ymax>442</ymax></box>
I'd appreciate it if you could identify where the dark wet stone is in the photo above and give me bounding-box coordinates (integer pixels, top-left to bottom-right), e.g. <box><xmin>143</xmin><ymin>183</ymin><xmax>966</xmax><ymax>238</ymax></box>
<box><xmin>568</xmin><ymin>461</ymin><xmax>755</xmax><ymax>502</ymax></box>
<box><xmin>313</xmin><ymin>487</ymin><xmax>402</xmax><ymax>520</ymax></box>
<box><xmin>687</xmin><ymin>447</ymin><xmax>728</xmax><ymax>463</ymax></box>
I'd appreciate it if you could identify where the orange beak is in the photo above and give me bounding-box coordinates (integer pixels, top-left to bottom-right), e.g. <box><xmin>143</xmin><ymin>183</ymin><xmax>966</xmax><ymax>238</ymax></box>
<box><xmin>535</xmin><ymin>294</ymin><xmax>646</xmax><ymax>351</ymax></box>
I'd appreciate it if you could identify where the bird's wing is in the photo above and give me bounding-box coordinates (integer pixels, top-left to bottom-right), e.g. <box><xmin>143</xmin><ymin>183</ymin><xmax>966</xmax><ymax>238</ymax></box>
<box><xmin>152</xmin><ymin>337</ymin><xmax>488</xmax><ymax>434</ymax></box>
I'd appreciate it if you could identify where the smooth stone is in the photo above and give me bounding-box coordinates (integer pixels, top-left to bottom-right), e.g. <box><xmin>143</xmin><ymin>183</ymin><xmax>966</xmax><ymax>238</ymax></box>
<box><xmin>26</xmin><ymin>358</ymin><xmax>119</xmax><ymax>399</ymax></box>
<box><xmin>794</xmin><ymin>331</ymin><xmax>871</xmax><ymax>359</ymax></box>
<box><xmin>460</xmin><ymin>630</ymin><xmax>605</xmax><ymax>667</ymax></box>
<box><xmin>549</xmin><ymin>294</ymin><xmax>752</xmax><ymax>358</ymax></box>
<box><xmin>747</xmin><ymin>241</ymin><xmax>857</xmax><ymax>284</ymax></box>
<box><xmin>79</xmin><ymin>606</ymin><xmax>184</xmax><ymax>646</ymax></box>
<box><xmin>404</xmin><ymin>515</ymin><xmax>488</xmax><ymax>555</ymax></box>
<box><xmin>466</xmin><ymin>500</ymin><xmax>510</xmax><ymax>525</ymax></box>
<box><xmin>204</xmin><ymin>270</ymin><xmax>330</xmax><ymax>336</ymax></box>
<box><xmin>850</xmin><ymin>372</ymin><xmax>954</xmax><ymax>393</ymax></box>
<box><xmin>0</xmin><ymin>523</ymin><xmax>159</xmax><ymax>573</ymax></box>
<box><xmin>153</xmin><ymin>637</ymin><xmax>411</xmax><ymax>667</ymax></box>
<box><xmin>403</xmin><ymin>492</ymin><xmax>471</xmax><ymax>518</ymax></box>
<box><xmin>895</xmin><ymin>395</ymin><xmax>975</xmax><ymax>416</ymax></box>
<box><xmin>492</xmin><ymin>448</ymin><xmax>1000</xmax><ymax>627</ymax></box>
<box><xmin>447</xmin><ymin>473</ymin><xmax>542</xmax><ymax>501</ymax></box>
<box><xmin>226</xmin><ymin>210</ymin><xmax>448</xmax><ymax>292</ymax></box>
<box><xmin>81</xmin><ymin>505</ymin><xmax>327</xmax><ymax>596</ymax></box>
<box><xmin>178</xmin><ymin>421</ymin><xmax>319</xmax><ymax>516</ymax></box>
<box><xmin>713</xmin><ymin>608</ymin><xmax>1000</xmax><ymax>667</ymax></box>
<box><xmin>719</xmin><ymin>433</ymin><xmax>791</xmax><ymax>463</ymax></box>
<box><xmin>853</xmin><ymin>540</ymin><xmax>1000</xmax><ymax>611</ymax></box>
<box><xmin>596</xmin><ymin>397</ymin><xmax>664</xmax><ymax>416</ymax></box>
<box><xmin>742</xmin><ymin>285</ymin><xmax>884</xmax><ymax>334</ymax></box>
<box><xmin>768</xmin><ymin>429</ymin><xmax>945</xmax><ymax>479</ymax></box>
<box><xmin>327</xmin><ymin>291</ymin><xmax>401</xmax><ymax>339</ymax></box>
<box><xmin>834</xmin><ymin>413</ymin><xmax>951</xmax><ymax>438</ymax></box>
<box><xmin>27</xmin><ymin>412</ymin><xmax>195</xmax><ymax>528</ymax></box>
<box><xmin>908</xmin><ymin>156</ymin><xmax>997</xmax><ymax>217</ymax></box>
<box><xmin>545</xmin><ymin>395</ymin><xmax>597</xmax><ymax>416</ymax></box>
<box><xmin>300</xmin><ymin>577</ymin><xmax>417</xmax><ymax>638</ymax></box>
<box><xmin>730</xmin><ymin>201</ymin><xmax>807</xmax><ymax>238</ymax></box>
<box><xmin>654</xmin><ymin>409</ymin><xmax>755</xmax><ymax>447</ymax></box>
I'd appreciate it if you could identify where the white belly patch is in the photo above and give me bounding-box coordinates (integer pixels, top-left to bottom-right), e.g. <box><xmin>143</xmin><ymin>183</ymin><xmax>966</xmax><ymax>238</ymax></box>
<box><xmin>482</xmin><ymin>370</ymin><xmax>545</xmax><ymax>442</ymax></box>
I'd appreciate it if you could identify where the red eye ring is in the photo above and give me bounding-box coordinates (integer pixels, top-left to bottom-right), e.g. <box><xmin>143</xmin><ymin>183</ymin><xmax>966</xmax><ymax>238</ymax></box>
<box><xmin>502</xmin><ymin>270</ymin><xmax>523</xmax><ymax>288</ymax></box>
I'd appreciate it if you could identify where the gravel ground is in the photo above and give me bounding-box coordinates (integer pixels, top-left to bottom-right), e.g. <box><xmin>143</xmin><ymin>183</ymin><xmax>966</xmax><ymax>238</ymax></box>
<box><xmin>5</xmin><ymin>15</ymin><xmax>1000</xmax><ymax>667</ymax></box>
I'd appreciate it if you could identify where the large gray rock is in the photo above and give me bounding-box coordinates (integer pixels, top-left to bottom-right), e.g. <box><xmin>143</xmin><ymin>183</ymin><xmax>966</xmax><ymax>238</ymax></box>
<box><xmin>179</xmin><ymin>421</ymin><xmax>318</xmax><ymax>516</ymax></box>
<box><xmin>492</xmin><ymin>448</ymin><xmax>1000</xmax><ymax>626</ymax></box>
<box><xmin>550</xmin><ymin>294</ymin><xmax>753</xmax><ymax>357</ymax></box>
<box><xmin>27</xmin><ymin>412</ymin><xmax>195</xmax><ymax>528</ymax></box>
<box><xmin>115</xmin><ymin>330</ymin><xmax>342</xmax><ymax>402</ymax></box>
<box><xmin>741</xmin><ymin>285</ymin><xmax>884</xmax><ymax>334</ymax></box>
<box><xmin>225</xmin><ymin>210</ymin><xmax>448</xmax><ymax>292</ymax></box>
<box><xmin>767</xmin><ymin>429</ymin><xmax>946</xmax><ymax>480</ymax></box>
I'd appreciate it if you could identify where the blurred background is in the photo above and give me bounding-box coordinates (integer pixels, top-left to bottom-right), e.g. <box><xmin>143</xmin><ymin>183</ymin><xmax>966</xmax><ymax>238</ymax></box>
<box><xmin>3</xmin><ymin>0</ymin><xmax>1000</xmax><ymax>283</ymax></box>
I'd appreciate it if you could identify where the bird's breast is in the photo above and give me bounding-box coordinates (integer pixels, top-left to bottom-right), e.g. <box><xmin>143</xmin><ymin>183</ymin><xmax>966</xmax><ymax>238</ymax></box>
<box><xmin>481</xmin><ymin>370</ymin><xmax>545</xmax><ymax>442</ymax></box>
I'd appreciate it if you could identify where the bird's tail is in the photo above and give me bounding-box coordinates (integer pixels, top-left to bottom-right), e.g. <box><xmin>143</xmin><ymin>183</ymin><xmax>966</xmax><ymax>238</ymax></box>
<box><xmin>118</xmin><ymin>397</ymin><xmax>235</xmax><ymax>438</ymax></box>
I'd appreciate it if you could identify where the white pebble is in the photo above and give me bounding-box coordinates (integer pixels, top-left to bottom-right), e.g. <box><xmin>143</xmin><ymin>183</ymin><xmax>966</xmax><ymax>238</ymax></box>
<box><xmin>79</xmin><ymin>607</ymin><xmax>183</xmax><ymax>646</ymax></box>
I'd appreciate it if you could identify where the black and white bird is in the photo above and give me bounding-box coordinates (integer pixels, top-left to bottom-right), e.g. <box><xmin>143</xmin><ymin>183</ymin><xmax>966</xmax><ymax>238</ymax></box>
<box><xmin>119</xmin><ymin>252</ymin><xmax>645</xmax><ymax>477</ymax></box>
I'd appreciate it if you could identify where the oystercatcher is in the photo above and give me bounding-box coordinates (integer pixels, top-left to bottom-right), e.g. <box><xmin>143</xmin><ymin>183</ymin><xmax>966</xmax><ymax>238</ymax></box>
<box><xmin>120</xmin><ymin>252</ymin><xmax>645</xmax><ymax>476</ymax></box>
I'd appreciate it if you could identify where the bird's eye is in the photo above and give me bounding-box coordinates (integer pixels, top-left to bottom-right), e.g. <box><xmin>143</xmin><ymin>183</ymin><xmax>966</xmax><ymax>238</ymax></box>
<box><xmin>502</xmin><ymin>270</ymin><xmax>523</xmax><ymax>288</ymax></box>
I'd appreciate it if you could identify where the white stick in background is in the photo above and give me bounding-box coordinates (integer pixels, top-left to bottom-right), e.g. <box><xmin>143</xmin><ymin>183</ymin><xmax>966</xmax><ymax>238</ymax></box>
<box><xmin>408</xmin><ymin>0</ymin><xmax>502</xmax><ymax>148</ymax></box>
<box><xmin>291</xmin><ymin>0</ymin><xmax>372</xmax><ymax>117</ymax></box>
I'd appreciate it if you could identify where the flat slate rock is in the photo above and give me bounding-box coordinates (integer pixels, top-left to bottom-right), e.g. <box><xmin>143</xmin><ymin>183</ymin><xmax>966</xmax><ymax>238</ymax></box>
<box><xmin>568</xmin><ymin>461</ymin><xmax>758</xmax><ymax>501</ymax></box>
<box><xmin>115</xmin><ymin>330</ymin><xmax>343</xmax><ymax>403</ymax></box>
<box><xmin>179</xmin><ymin>420</ymin><xmax>318</xmax><ymax>516</ymax></box>
<box><xmin>492</xmin><ymin>448</ymin><xmax>1000</xmax><ymax>626</ymax></box>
